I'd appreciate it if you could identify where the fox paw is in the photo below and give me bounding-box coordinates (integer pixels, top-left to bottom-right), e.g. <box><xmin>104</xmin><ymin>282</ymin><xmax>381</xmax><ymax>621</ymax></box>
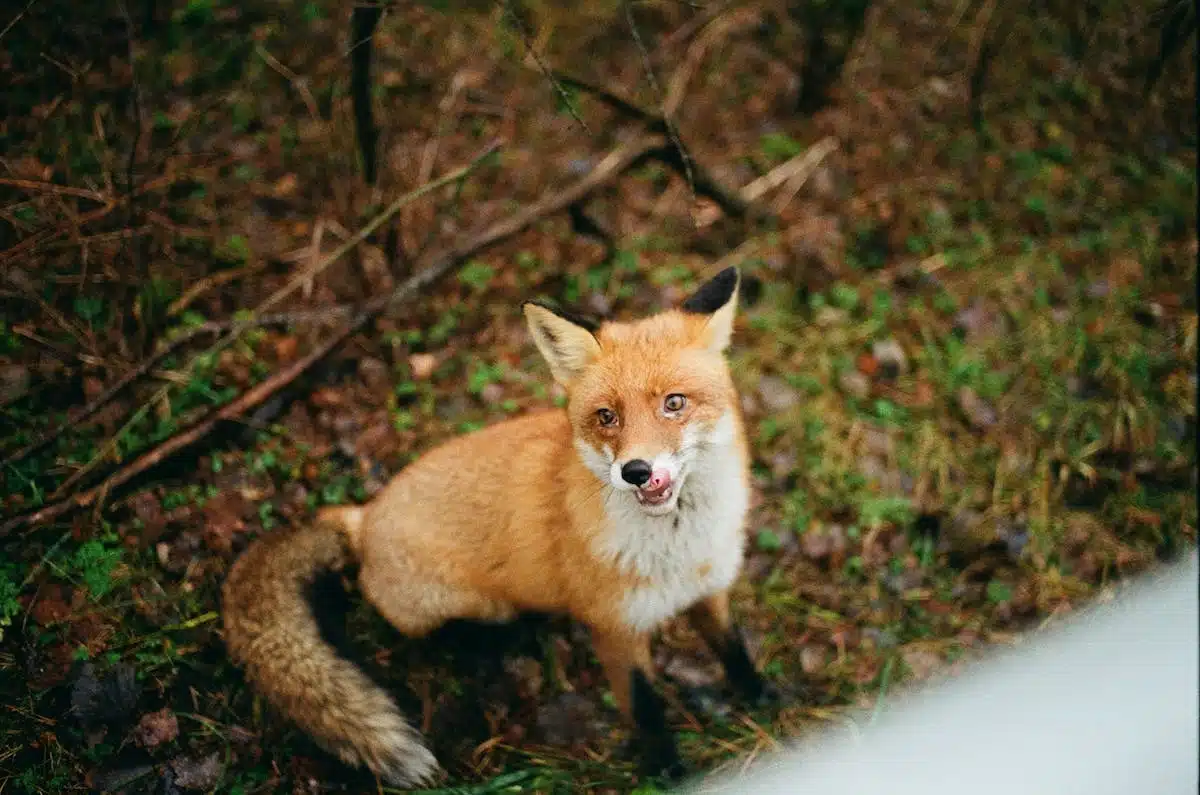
<box><xmin>624</xmin><ymin>734</ymin><xmax>687</xmax><ymax>786</ymax></box>
<box><xmin>638</xmin><ymin>744</ymin><xmax>687</xmax><ymax>786</ymax></box>
<box><xmin>748</xmin><ymin>678</ymin><xmax>784</xmax><ymax>709</ymax></box>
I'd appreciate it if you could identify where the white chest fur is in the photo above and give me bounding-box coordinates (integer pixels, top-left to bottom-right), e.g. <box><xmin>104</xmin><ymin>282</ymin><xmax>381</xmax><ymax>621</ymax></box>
<box><xmin>590</xmin><ymin>442</ymin><xmax>750</xmax><ymax>633</ymax></box>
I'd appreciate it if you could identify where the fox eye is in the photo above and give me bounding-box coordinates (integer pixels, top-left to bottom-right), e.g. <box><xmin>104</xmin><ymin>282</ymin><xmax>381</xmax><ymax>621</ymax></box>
<box><xmin>596</xmin><ymin>408</ymin><xmax>618</xmax><ymax>427</ymax></box>
<box><xmin>664</xmin><ymin>394</ymin><xmax>687</xmax><ymax>413</ymax></box>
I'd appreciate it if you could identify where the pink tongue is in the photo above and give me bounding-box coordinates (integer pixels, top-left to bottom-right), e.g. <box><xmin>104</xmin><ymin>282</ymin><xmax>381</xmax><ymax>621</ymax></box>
<box><xmin>641</xmin><ymin>469</ymin><xmax>672</xmax><ymax>497</ymax></box>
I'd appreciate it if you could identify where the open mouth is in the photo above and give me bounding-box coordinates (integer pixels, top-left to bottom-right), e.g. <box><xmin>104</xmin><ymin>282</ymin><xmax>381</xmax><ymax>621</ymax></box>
<box><xmin>636</xmin><ymin>480</ymin><xmax>674</xmax><ymax>507</ymax></box>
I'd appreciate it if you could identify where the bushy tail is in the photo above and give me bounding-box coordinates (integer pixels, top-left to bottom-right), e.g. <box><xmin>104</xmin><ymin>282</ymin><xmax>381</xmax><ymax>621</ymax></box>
<box><xmin>221</xmin><ymin>521</ymin><xmax>438</xmax><ymax>787</ymax></box>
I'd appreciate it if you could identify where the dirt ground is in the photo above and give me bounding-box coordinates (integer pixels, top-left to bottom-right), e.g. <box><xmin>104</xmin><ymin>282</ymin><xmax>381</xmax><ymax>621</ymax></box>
<box><xmin>0</xmin><ymin>1</ymin><xmax>1195</xmax><ymax>793</ymax></box>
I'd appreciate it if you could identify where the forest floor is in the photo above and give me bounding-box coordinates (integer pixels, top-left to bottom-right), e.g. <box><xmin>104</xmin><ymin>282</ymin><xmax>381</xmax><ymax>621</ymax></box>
<box><xmin>0</xmin><ymin>1</ymin><xmax>1196</xmax><ymax>793</ymax></box>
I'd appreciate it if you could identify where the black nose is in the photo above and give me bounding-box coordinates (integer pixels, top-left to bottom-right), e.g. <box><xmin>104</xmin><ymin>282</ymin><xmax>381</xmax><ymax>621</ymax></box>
<box><xmin>620</xmin><ymin>459</ymin><xmax>652</xmax><ymax>487</ymax></box>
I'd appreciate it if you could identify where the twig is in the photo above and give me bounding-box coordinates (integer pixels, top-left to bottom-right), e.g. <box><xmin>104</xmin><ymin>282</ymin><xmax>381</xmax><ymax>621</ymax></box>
<box><xmin>739</xmin><ymin>136</ymin><xmax>839</xmax><ymax>204</ymax></box>
<box><xmin>0</xmin><ymin>134</ymin><xmax>663</xmax><ymax>538</ymax></box>
<box><xmin>503</xmin><ymin>0</ymin><xmax>591</xmax><ymax>135</ymax></box>
<box><xmin>0</xmin><ymin>308</ymin><xmax>355</xmax><ymax>470</ymax></box>
<box><xmin>301</xmin><ymin>219</ymin><xmax>325</xmax><ymax>299</ymax></box>
<box><xmin>0</xmin><ymin>178</ymin><xmax>107</xmax><ymax>203</ymax></box>
<box><xmin>404</xmin><ymin>68</ymin><xmax>475</xmax><ymax>259</ymax></box>
<box><xmin>693</xmin><ymin>136</ymin><xmax>839</xmax><ymax>227</ymax></box>
<box><xmin>547</xmin><ymin>72</ymin><xmax>759</xmax><ymax>223</ymax></box>
<box><xmin>663</xmin><ymin>6</ymin><xmax>759</xmax><ymax>118</ymax></box>
<box><xmin>167</xmin><ymin>262</ymin><xmax>267</xmax><ymax>317</ymax></box>
<box><xmin>255</xmin><ymin>45</ymin><xmax>322</xmax><ymax>123</ymax></box>
<box><xmin>624</xmin><ymin>0</ymin><xmax>695</xmax><ymax>201</ymax></box>
<box><xmin>45</xmin><ymin>141</ymin><xmax>503</xmax><ymax>500</ymax></box>
<box><xmin>117</xmin><ymin>0</ymin><xmax>146</xmax><ymax>296</ymax></box>
<box><xmin>768</xmin><ymin>136</ymin><xmax>840</xmax><ymax>213</ymax></box>
<box><xmin>0</xmin><ymin>0</ymin><xmax>37</xmax><ymax>43</ymax></box>
<box><xmin>549</xmin><ymin>71</ymin><xmax>663</xmax><ymax>128</ymax></box>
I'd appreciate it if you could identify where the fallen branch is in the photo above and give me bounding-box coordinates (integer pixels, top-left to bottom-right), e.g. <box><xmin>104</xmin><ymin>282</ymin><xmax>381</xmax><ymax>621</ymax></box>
<box><xmin>0</xmin><ymin>178</ymin><xmax>107</xmax><ymax>203</ymax></box>
<box><xmin>0</xmin><ymin>133</ymin><xmax>667</xmax><ymax>538</ymax></box>
<box><xmin>0</xmin><ymin>307</ymin><xmax>356</xmax><ymax>471</ymax></box>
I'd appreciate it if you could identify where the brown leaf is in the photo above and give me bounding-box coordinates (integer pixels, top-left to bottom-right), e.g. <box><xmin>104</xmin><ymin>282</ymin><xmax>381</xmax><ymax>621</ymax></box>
<box><xmin>800</xmin><ymin>527</ymin><xmax>833</xmax><ymax>561</ymax></box>
<box><xmin>82</xmin><ymin>375</ymin><xmax>105</xmax><ymax>400</ymax></box>
<box><xmin>200</xmin><ymin>492</ymin><xmax>250</xmax><ymax>555</ymax></box>
<box><xmin>310</xmin><ymin>387</ymin><xmax>345</xmax><ymax>407</ymax></box>
<box><xmin>132</xmin><ymin>707</ymin><xmax>179</xmax><ymax>749</ymax></box>
<box><xmin>30</xmin><ymin>585</ymin><xmax>73</xmax><ymax>626</ymax></box>
<box><xmin>130</xmin><ymin>491</ymin><xmax>167</xmax><ymax>542</ymax></box>
<box><xmin>274</xmin><ymin>335</ymin><xmax>298</xmax><ymax>362</ymax></box>
<box><xmin>272</xmin><ymin>173</ymin><xmax>298</xmax><ymax>196</ymax></box>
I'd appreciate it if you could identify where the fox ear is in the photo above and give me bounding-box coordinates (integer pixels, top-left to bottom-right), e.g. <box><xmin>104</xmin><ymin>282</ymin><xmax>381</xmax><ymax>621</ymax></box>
<box><xmin>682</xmin><ymin>266</ymin><xmax>740</xmax><ymax>353</ymax></box>
<box><xmin>523</xmin><ymin>301</ymin><xmax>602</xmax><ymax>385</ymax></box>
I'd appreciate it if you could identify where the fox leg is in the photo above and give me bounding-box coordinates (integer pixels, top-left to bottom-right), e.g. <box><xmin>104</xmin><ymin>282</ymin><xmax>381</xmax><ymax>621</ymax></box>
<box><xmin>359</xmin><ymin>564</ymin><xmax>514</xmax><ymax>638</ymax></box>
<box><xmin>685</xmin><ymin>591</ymin><xmax>775</xmax><ymax>705</ymax></box>
<box><xmin>590</xmin><ymin>626</ymin><xmax>685</xmax><ymax>781</ymax></box>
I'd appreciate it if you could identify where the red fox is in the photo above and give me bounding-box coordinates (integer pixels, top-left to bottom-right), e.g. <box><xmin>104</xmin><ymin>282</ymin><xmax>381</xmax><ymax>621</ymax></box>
<box><xmin>221</xmin><ymin>266</ymin><xmax>773</xmax><ymax>786</ymax></box>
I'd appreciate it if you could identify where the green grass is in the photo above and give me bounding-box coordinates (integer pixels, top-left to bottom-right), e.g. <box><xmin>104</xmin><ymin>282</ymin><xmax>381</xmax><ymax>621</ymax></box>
<box><xmin>0</xmin><ymin>0</ymin><xmax>1195</xmax><ymax>791</ymax></box>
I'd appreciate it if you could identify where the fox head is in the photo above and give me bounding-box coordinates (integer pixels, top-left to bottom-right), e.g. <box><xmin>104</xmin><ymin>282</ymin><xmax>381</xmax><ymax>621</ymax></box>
<box><xmin>523</xmin><ymin>267</ymin><xmax>744</xmax><ymax>516</ymax></box>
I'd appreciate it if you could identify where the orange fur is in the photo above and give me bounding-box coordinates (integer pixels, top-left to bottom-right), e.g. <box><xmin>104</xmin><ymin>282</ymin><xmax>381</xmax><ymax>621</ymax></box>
<box><xmin>221</xmin><ymin>267</ymin><xmax>767</xmax><ymax>785</ymax></box>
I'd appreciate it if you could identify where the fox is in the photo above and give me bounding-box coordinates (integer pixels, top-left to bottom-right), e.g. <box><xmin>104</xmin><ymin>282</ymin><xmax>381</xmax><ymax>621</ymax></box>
<box><xmin>220</xmin><ymin>265</ymin><xmax>774</xmax><ymax>787</ymax></box>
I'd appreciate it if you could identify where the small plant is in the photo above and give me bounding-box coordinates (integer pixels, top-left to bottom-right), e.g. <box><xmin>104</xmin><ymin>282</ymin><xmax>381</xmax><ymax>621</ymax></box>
<box><xmin>72</xmin><ymin>539</ymin><xmax>123</xmax><ymax>599</ymax></box>
<box><xmin>0</xmin><ymin>563</ymin><xmax>21</xmax><ymax>643</ymax></box>
<box><xmin>758</xmin><ymin>132</ymin><xmax>805</xmax><ymax>163</ymax></box>
<box><xmin>458</xmin><ymin>261</ymin><xmax>495</xmax><ymax>292</ymax></box>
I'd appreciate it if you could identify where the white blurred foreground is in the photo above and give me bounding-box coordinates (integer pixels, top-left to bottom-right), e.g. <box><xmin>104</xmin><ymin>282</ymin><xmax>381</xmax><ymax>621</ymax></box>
<box><xmin>689</xmin><ymin>552</ymin><xmax>1199</xmax><ymax>795</ymax></box>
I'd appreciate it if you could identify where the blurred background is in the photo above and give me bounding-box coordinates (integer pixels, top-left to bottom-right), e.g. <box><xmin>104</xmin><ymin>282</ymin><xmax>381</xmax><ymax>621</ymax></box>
<box><xmin>0</xmin><ymin>1</ymin><xmax>1195</xmax><ymax>792</ymax></box>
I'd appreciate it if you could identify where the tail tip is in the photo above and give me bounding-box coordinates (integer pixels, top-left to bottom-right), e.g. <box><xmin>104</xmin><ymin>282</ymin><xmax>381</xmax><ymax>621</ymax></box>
<box><xmin>367</xmin><ymin>737</ymin><xmax>440</xmax><ymax>788</ymax></box>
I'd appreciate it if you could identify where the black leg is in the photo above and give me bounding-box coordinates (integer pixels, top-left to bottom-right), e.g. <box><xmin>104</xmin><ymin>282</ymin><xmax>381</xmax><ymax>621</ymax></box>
<box><xmin>685</xmin><ymin>594</ymin><xmax>779</xmax><ymax>707</ymax></box>
<box><xmin>714</xmin><ymin>625</ymin><xmax>775</xmax><ymax>705</ymax></box>
<box><xmin>631</xmin><ymin>669</ymin><xmax>686</xmax><ymax>783</ymax></box>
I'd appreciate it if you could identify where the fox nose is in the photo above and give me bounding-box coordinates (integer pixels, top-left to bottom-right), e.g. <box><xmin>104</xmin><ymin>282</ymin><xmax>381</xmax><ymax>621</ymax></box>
<box><xmin>620</xmin><ymin>459</ymin><xmax>652</xmax><ymax>487</ymax></box>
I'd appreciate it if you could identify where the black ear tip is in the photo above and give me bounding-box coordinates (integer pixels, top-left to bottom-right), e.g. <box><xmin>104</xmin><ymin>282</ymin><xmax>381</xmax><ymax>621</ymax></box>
<box><xmin>681</xmin><ymin>266</ymin><xmax>741</xmax><ymax>315</ymax></box>
<box><xmin>522</xmin><ymin>298</ymin><xmax>601</xmax><ymax>333</ymax></box>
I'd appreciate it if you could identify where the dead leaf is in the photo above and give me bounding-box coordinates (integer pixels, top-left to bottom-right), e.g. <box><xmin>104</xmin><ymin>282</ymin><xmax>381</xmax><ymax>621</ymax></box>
<box><xmin>132</xmin><ymin>707</ymin><xmax>179</xmax><ymax>749</ymax></box>
<box><xmin>171</xmin><ymin>753</ymin><xmax>223</xmax><ymax>790</ymax></box>
<box><xmin>409</xmin><ymin>353</ymin><xmax>438</xmax><ymax>380</ymax></box>
<box><xmin>274</xmin><ymin>335</ymin><xmax>298</xmax><ymax>362</ymax></box>
<box><xmin>130</xmin><ymin>491</ymin><xmax>167</xmax><ymax>542</ymax></box>
<box><xmin>871</xmin><ymin>338</ymin><xmax>908</xmax><ymax>378</ymax></box>
<box><xmin>272</xmin><ymin>173</ymin><xmax>298</xmax><ymax>196</ymax></box>
<box><xmin>900</xmin><ymin>648</ymin><xmax>942</xmax><ymax>681</ymax></box>
<box><xmin>799</xmin><ymin>644</ymin><xmax>828</xmax><ymax>675</ymax></box>
<box><xmin>837</xmin><ymin>370</ymin><xmax>871</xmax><ymax>399</ymax></box>
<box><xmin>957</xmin><ymin>386</ymin><xmax>997</xmax><ymax>430</ymax></box>
<box><xmin>310</xmin><ymin>387</ymin><xmax>345</xmax><ymax>407</ymax></box>
<box><xmin>664</xmin><ymin>654</ymin><xmax>722</xmax><ymax>689</ymax></box>
<box><xmin>30</xmin><ymin>584</ymin><xmax>73</xmax><ymax>626</ymax></box>
<box><xmin>757</xmin><ymin>375</ymin><xmax>801</xmax><ymax>412</ymax></box>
